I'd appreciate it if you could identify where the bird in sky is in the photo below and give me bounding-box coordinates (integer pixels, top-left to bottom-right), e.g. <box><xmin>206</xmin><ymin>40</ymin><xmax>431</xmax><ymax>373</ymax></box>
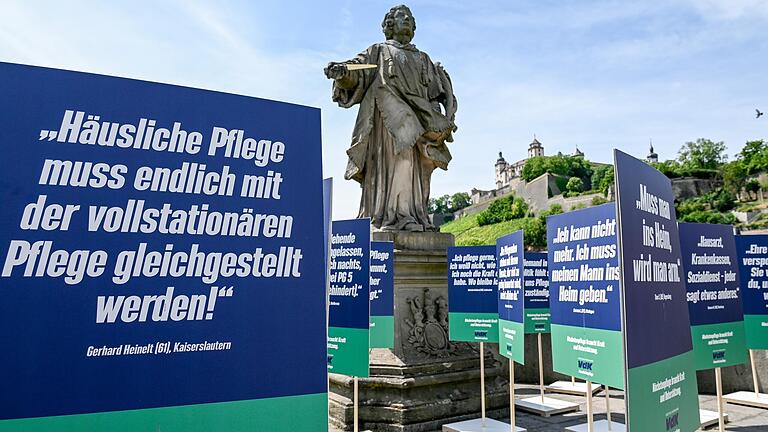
<box><xmin>757</xmin><ymin>109</ymin><xmax>764</xmax><ymax>119</ymax></box>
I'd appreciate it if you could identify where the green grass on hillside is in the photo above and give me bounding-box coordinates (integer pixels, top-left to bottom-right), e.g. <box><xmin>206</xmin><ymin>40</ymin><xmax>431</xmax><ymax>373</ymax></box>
<box><xmin>440</xmin><ymin>214</ymin><xmax>532</xmax><ymax>246</ymax></box>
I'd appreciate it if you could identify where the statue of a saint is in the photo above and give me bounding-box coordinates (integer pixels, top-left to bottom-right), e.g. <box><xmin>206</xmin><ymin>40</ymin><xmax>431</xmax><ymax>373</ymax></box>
<box><xmin>325</xmin><ymin>4</ymin><xmax>457</xmax><ymax>232</ymax></box>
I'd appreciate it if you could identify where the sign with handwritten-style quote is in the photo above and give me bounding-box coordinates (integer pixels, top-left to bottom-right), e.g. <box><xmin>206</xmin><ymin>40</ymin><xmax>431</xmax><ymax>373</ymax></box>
<box><xmin>0</xmin><ymin>63</ymin><xmax>327</xmax><ymax>431</ymax></box>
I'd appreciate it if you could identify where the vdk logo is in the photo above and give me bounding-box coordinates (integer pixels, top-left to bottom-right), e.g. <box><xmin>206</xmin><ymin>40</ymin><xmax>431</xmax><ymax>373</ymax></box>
<box><xmin>474</xmin><ymin>330</ymin><xmax>488</xmax><ymax>339</ymax></box>
<box><xmin>577</xmin><ymin>358</ymin><xmax>593</xmax><ymax>371</ymax></box>
<box><xmin>327</xmin><ymin>355</ymin><xmax>334</xmax><ymax>366</ymax></box>
<box><xmin>712</xmin><ymin>350</ymin><xmax>726</xmax><ymax>363</ymax></box>
<box><xmin>665</xmin><ymin>410</ymin><xmax>679</xmax><ymax>431</ymax></box>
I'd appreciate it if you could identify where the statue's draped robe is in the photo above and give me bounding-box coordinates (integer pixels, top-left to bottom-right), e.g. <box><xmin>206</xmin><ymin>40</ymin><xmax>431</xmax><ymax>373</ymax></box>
<box><xmin>332</xmin><ymin>40</ymin><xmax>457</xmax><ymax>231</ymax></box>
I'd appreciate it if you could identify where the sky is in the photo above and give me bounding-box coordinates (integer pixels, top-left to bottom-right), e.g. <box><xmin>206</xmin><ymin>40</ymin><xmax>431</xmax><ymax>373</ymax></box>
<box><xmin>1</xmin><ymin>0</ymin><xmax>767</xmax><ymax>218</ymax></box>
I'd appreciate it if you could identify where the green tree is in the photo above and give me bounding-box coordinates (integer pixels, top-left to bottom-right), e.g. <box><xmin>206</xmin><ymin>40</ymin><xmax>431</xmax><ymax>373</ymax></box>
<box><xmin>566</xmin><ymin>177</ymin><xmax>584</xmax><ymax>194</ymax></box>
<box><xmin>521</xmin><ymin>156</ymin><xmax>549</xmax><ymax>181</ymax></box>
<box><xmin>677</xmin><ymin>138</ymin><xmax>727</xmax><ymax>172</ymax></box>
<box><xmin>651</xmin><ymin>160</ymin><xmax>683</xmax><ymax>178</ymax></box>
<box><xmin>450</xmin><ymin>192</ymin><xmax>471</xmax><ymax>211</ymax></box>
<box><xmin>722</xmin><ymin>160</ymin><xmax>747</xmax><ymax>195</ymax></box>
<box><xmin>521</xmin><ymin>154</ymin><xmax>593</xmax><ymax>182</ymax></box>
<box><xmin>476</xmin><ymin>196</ymin><xmax>528</xmax><ymax>226</ymax></box>
<box><xmin>428</xmin><ymin>194</ymin><xmax>451</xmax><ymax>214</ymax></box>
<box><xmin>523</xmin><ymin>217</ymin><xmax>547</xmax><ymax>249</ymax></box>
<box><xmin>739</xmin><ymin>140</ymin><xmax>768</xmax><ymax>174</ymax></box>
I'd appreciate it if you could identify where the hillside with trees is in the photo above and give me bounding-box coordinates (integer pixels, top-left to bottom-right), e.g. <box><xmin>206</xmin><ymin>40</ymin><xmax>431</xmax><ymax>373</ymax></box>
<box><xmin>441</xmin><ymin>137</ymin><xmax>768</xmax><ymax>248</ymax></box>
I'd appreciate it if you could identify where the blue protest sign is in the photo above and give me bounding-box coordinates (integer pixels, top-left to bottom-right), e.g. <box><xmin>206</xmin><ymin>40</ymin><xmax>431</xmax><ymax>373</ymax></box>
<box><xmin>328</xmin><ymin>218</ymin><xmax>370</xmax><ymax>377</ymax></box>
<box><xmin>0</xmin><ymin>62</ymin><xmax>327</xmax><ymax>431</ymax></box>
<box><xmin>448</xmin><ymin>245</ymin><xmax>499</xmax><ymax>342</ymax></box>
<box><xmin>547</xmin><ymin>203</ymin><xmax>624</xmax><ymax>388</ymax></box>
<box><xmin>614</xmin><ymin>149</ymin><xmax>699</xmax><ymax>432</ymax></box>
<box><xmin>680</xmin><ymin>222</ymin><xmax>746</xmax><ymax>369</ymax></box>
<box><xmin>523</xmin><ymin>252</ymin><xmax>550</xmax><ymax>334</ymax></box>
<box><xmin>496</xmin><ymin>231</ymin><xmax>525</xmax><ymax>363</ymax></box>
<box><xmin>369</xmin><ymin>241</ymin><xmax>394</xmax><ymax>348</ymax></box>
<box><xmin>735</xmin><ymin>235</ymin><xmax>768</xmax><ymax>349</ymax></box>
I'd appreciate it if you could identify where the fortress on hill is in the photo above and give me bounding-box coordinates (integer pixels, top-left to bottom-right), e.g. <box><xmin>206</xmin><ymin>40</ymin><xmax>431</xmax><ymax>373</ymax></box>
<box><xmin>461</xmin><ymin>137</ymin><xmax>602</xmax><ymax>217</ymax></box>
<box><xmin>454</xmin><ymin>138</ymin><xmax>706</xmax><ymax>220</ymax></box>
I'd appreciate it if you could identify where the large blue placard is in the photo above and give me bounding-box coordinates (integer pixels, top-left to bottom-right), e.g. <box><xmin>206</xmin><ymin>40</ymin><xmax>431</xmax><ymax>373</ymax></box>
<box><xmin>328</xmin><ymin>218</ymin><xmax>370</xmax><ymax>377</ymax></box>
<box><xmin>547</xmin><ymin>203</ymin><xmax>624</xmax><ymax>387</ymax></box>
<box><xmin>0</xmin><ymin>62</ymin><xmax>327</xmax><ymax>429</ymax></box>
<box><xmin>614</xmin><ymin>149</ymin><xmax>699</xmax><ymax>432</ymax></box>
<box><xmin>548</xmin><ymin>203</ymin><xmax>622</xmax><ymax>332</ymax></box>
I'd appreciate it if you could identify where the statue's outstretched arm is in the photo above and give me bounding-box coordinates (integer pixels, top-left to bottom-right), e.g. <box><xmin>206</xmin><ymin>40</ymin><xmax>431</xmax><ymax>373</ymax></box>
<box><xmin>327</xmin><ymin>45</ymin><xmax>379</xmax><ymax>108</ymax></box>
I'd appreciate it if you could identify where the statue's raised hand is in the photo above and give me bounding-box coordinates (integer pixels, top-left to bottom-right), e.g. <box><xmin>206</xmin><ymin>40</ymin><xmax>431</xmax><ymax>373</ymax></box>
<box><xmin>324</xmin><ymin>62</ymin><xmax>348</xmax><ymax>80</ymax></box>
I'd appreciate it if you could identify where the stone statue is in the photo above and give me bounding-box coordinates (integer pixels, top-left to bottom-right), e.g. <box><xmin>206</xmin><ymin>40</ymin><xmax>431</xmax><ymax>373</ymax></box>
<box><xmin>324</xmin><ymin>4</ymin><xmax>458</xmax><ymax>232</ymax></box>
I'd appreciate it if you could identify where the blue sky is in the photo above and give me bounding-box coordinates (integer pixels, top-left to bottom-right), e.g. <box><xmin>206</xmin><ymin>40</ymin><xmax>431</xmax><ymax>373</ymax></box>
<box><xmin>1</xmin><ymin>0</ymin><xmax>766</xmax><ymax>218</ymax></box>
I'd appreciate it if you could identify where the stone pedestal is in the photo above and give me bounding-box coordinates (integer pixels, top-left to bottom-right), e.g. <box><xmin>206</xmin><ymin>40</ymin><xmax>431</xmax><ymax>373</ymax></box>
<box><xmin>329</xmin><ymin>232</ymin><xmax>510</xmax><ymax>432</ymax></box>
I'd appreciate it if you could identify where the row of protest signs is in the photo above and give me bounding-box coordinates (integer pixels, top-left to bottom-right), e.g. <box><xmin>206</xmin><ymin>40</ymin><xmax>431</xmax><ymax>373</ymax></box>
<box><xmin>446</xmin><ymin>150</ymin><xmax>768</xmax><ymax>431</ymax></box>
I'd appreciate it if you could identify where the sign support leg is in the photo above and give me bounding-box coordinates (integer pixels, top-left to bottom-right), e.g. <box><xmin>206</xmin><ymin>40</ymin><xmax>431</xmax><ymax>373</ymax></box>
<box><xmin>587</xmin><ymin>380</ymin><xmax>594</xmax><ymax>432</ymax></box>
<box><xmin>716</xmin><ymin>367</ymin><xmax>725</xmax><ymax>432</ymax></box>
<box><xmin>510</xmin><ymin>359</ymin><xmax>516</xmax><ymax>432</ymax></box>
<box><xmin>572</xmin><ymin>376</ymin><xmax>576</xmax><ymax>385</ymax></box>
<box><xmin>750</xmin><ymin>349</ymin><xmax>760</xmax><ymax>398</ymax></box>
<box><xmin>605</xmin><ymin>385</ymin><xmax>611</xmax><ymax>431</ymax></box>
<box><xmin>538</xmin><ymin>333</ymin><xmax>545</xmax><ymax>403</ymax></box>
<box><xmin>480</xmin><ymin>341</ymin><xmax>486</xmax><ymax>426</ymax></box>
<box><xmin>354</xmin><ymin>376</ymin><xmax>359</xmax><ymax>432</ymax></box>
